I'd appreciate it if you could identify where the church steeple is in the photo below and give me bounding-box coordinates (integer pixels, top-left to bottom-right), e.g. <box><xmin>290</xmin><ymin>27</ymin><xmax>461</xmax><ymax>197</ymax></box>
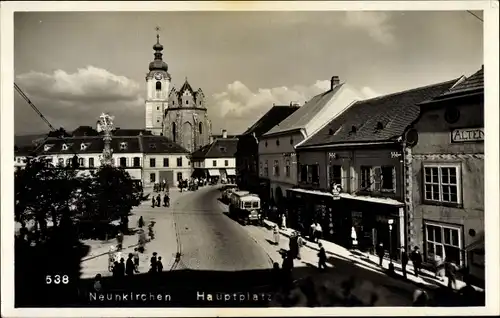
<box><xmin>149</xmin><ymin>27</ymin><xmax>168</xmax><ymax>72</ymax></box>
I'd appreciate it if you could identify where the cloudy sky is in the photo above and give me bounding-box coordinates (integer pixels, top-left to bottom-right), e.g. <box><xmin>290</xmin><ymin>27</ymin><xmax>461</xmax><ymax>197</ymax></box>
<box><xmin>14</xmin><ymin>11</ymin><xmax>483</xmax><ymax>135</ymax></box>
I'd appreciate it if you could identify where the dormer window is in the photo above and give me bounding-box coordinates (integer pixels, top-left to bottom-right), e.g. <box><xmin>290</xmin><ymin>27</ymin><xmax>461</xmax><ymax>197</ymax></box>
<box><xmin>80</xmin><ymin>143</ymin><xmax>87</xmax><ymax>151</ymax></box>
<box><xmin>376</xmin><ymin>122</ymin><xmax>384</xmax><ymax>130</ymax></box>
<box><xmin>149</xmin><ymin>143</ymin><xmax>157</xmax><ymax>150</ymax></box>
<box><xmin>351</xmin><ymin>126</ymin><xmax>357</xmax><ymax>133</ymax></box>
<box><xmin>62</xmin><ymin>144</ymin><xmax>68</xmax><ymax>151</ymax></box>
<box><xmin>44</xmin><ymin>144</ymin><xmax>53</xmax><ymax>152</ymax></box>
<box><xmin>120</xmin><ymin>142</ymin><xmax>128</xmax><ymax>150</ymax></box>
<box><xmin>220</xmin><ymin>147</ymin><xmax>227</xmax><ymax>153</ymax></box>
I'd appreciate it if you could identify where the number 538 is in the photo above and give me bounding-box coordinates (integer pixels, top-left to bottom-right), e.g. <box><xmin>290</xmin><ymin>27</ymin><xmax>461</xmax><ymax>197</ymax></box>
<box><xmin>45</xmin><ymin>275</ymin><xmax>69</xmax><ymax>284</ymax></box>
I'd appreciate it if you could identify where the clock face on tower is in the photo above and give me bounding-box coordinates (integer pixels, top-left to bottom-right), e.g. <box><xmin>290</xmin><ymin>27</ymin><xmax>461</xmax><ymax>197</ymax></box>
<box><xmin>154</xmin><ymin>73</ymin><xmax>163</xmax><ymax>80</ymax></box>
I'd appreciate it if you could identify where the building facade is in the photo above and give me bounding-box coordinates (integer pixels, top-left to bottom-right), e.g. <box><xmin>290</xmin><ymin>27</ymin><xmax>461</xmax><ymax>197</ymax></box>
<box><xmin>408</xmin><ymin>67</ymin><xmax>484</xmax><ymax>282</ymax></box>
<box><xmin>295</xmin><ymin>78</ymin><xmax>459</xmax><ymax>258</ymax></box>
<box><xmin>191</xmin><ymin>135</ymin><xmax>238</xmax><ymax>183</ymax></box>
<box><xmin>259</xmin><ymin>76</ymin><xmax>362</xmax><ymax>207</ymax></box>
<box><xmin>235</xmin><ymin>105</ymin><xmax>300</xmax><ymax>199</ymax></box>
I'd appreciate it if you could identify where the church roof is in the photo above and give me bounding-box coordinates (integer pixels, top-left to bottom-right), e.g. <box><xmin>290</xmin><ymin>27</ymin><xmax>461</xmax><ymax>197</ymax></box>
<box><xmin>179</xmin><ymin>79</ymin><xmax>195</xmax><ymax>96</ymax></box>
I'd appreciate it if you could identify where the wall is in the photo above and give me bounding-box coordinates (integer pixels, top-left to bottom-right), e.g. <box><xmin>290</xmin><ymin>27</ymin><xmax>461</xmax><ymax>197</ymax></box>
<box><xmin>410</xmin><ymin>99</ymin><xmax>484</xmax><ymax>268</ymax></box>
<box><xmin>143</xmin><ymin>153</ymin><xmax>192</xmax><ymax>187</ymax></box>
<box><xmin>204</xmin><ymin>157</ymin><xmax>236</xmax><ymax>169</ymax></box>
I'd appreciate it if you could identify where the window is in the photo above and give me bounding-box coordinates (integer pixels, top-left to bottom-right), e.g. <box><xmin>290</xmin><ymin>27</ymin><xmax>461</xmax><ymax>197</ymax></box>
<box><xmin>119</xmin><ymin>157</ymin><xmax>127</xmax><ymax>167</ymax></box>
<box><xmin>149</xmin><ymin>143</ymin><xmax>157</xmax><ymax>150</ymax></box>
<box><xmin>16</xmin><ymin>157</ymin><xmax>21</xmax><ymax>163</ymax></box>
<box><xmin>78</xmin><ymin>158</ymin><xmax>85</xmax><ymax>167</ymax></box>
<box><xmin>133</xmin><ymin>157</ymin><xmax>140</xmax><ymax>167</ymax></box>
<box><xmin>177</xmin><ymin>172</ymin><xmax>183</xmax><ymax>182</ymax></box>
<box><xmin>150</xmin><ymin>158</ymin><xmax>156</xmax><ymax>167</ymax></box>
<box><xmin>307</xmin><ymin>164</ymin><xmax>319</xmax><ymax>184</ymax></box>
<box><xmin>80</xmin><ymin>143</ymin><xmax>87</xmax><ymax>151</ymax></box>
<box><xmin>329</xmin><ymin>165</ymin><xmax>342</xmax><ymax>187</ymax></box>
<box><xmin>381</xmin><ymin>166</ymin><xmax>396</xmax><ymax>191</ymax></box>
<box><xmin>62</xmin><ymin>144</ymin><xmax>68</xmax><ymax>151</ymax></box>
<box><xmin>176</xmin><ymin>157</ymin><xmax>182</xmax><ymax>167</ymax></box>
<box><xmin>276</xmin><ymin>139</ymin><xmax>280</xmax><ymax>146</ymax></box>
<box><xmin>264</xmin><ymin>160</ymin><xmax>269</xmax><ymax>177</ymax></box>
<box><xmin>172</xmin><ymin>123</ymin><xmax>177</xmax><ymax>143</ymax></box>
<box><xmin>186</xmin><ymin>100</ymin><xmax>189</xmax><ymax>105</ymax></box>
<box><xmin>156</xmin><ymin>117</ymin><xmax>161</xmax><ymax>123</ymax></box>
<box><xmin>199</xmin><ymin>122</ymin><xmax>203</xmax><ymax>134</ymax></box>
<box><xmin>222</xmin><ymin>159</ymin><xmax>228</xmax><ymax>167</ymax></box>
<box><xmin>150</xmin><ymin>173</ymin><xmax>156</xmax><ymax>183</ymax></box>
<box><xmin>156</xmin><ymin>81</ymin><xmax>161</xmax><ymax>90</ymax></box>
<box><xmin>89</xmin><ymin>158</ymin><xmax>95</xmax><ymax>168</ymax></box>
<box><xmin>219</xmin><ymin>147</ymin><xmax>226</xmax><ymax>153</ymax></box>
<box><xmin>120</xmin><ymin>142</ymin><xmax>127</xmax><ymax>150</ymax></box>
<box><xmin>300</xmin><ymin>165</ymin><xmax>308</xmax><ymax>182</ymax></box>
<box><xmin>285</xmin><ymin>159</ymin><xmax>291</xmax><ymax>177</ymax></box>
<box><xmin>259</xmin><ymin>161</ymin><xmax>263</xmax><ymax>175</ymax></box>
<box><xmin>58</xmin><ymin>158</ymin><xmax>64</xmax><ymax>166</ymax></box>
<box><xmin>213</xmin><ymin>160</ymin><xmax>217</xmax><ymax>167</ymax></box>
<box><xmin>425</xmin><ymin>222</ymin><xmax>462</xmax><ymax>266</ymax></box>
<box><xmin>424</xmin><ymin>164</ymin><xmax>460</xmax><ymax>204</ymax></box>
<box><xmin>157</xmin><ymin>106</ymin><xmax>160</xmax><ymax>110</ymax></box>
<box><xmin>360</xmin><ymin>166</ymin><xmax>372</xmax><ymax>189</ymax></box>
<box><xmin>274</xmin><ymin>160</ymin><xmax>280</xmax><ymax>176</ymax></box>
<box><xmin>163</xmin><ymin>158</ymin><xmax>169</xmax><ymax>167</ymax></box>
<box><xmin>290</xmin><ymin>137</ymin><xmax>294</xmax><ymax>145</ymax></box>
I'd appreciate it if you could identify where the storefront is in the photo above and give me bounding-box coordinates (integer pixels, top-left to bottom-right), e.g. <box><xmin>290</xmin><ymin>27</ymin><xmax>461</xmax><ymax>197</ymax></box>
<box><xmin>286</xmin><ymin>188</ymin><xmax>404</xmax><ymax>259</ymax></box>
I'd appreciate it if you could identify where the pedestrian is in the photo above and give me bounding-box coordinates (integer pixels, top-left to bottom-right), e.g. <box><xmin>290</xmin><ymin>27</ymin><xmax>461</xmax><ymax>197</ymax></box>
<box><xmin>271</xmin><ymin>262</ymin><xmax>281</xmax><ymax>290</ymax></box>
<box><xmin>281</xmin><ymin>251</ymin><xmax>294</xmax><ymax>289</ymax></box>
<box><xmin>376</xmin><ymin>243</ymin><xmax>385</xmax><ymax>267</ymax></box>
<box><xmin>149</xmin><ymin>252</ymin><xmax>158</xmax><ymax>273</ymax></box>
<box><xmin>310</xmin><ymin>222</ymin><xmax>317</xmax><ymax>242</ymax></box>
<box><xmin>112</xmin><ymin>261</ymin><xmax>120</xmax><ymax>278</ymax></box>
<box><xmin>297</xmin><ymin>233</ymin><xmax>305</xmax><ymax>260</ymax></box>
<box><xmin>133</xmin><ymin>248</ymin><xmax>140</xmax><ymax>272</ymax></box>
<box><xmin>138</xmin><ymin>230</ymin><xmax>146</xmax><ymax>253</ymax></box>
<box><xmin>151</xmin><ymin>196</ymin><xmax>156</xmax><ymax>208</ymax></box>
<box><xmin>317</xmin><ymin>242</ymin><xmax>327</xmax><ymax>270</ymax></box>
<box><xmin>157</xmin><ymin>256</ymin><xmax>164</xmax><ymax>273</ymax></box>
<box><xmin>272</xmin><ymin>225</ymin><xmax>280</xmax><ymax>245</ymax></box>
<box><xmin>411</xmin><ymin>246</ymin><xmax>423</xmax><ymax>277</ymax></box>
<box><xmin>163</xmin><ymin>194</ymin><xmax>169</xmax><ymax>207</ymax></box>
<box><xmin>401</xmin><ymin>247</ymin><xmax>409</xmax><ymax>279</ymax></box>
<box><xmin>445</xmin><ymin>259</ymin><xmax>457</xmax><ymax>289</ymax></box>
<box><xmin>156</xmin><ymin>194</ymin><xmax>161</xmax><ymax>207</ymax></box>
<box><xmin>126</xmin><ymin>253</ymin><xmax>135</xmax><ymax>276</ymax></box>
<box><xmin>289</xmin><ymin>232</ymin><xmax>299</xmax><ymax>259</ymax></box>
<box><xmin>116</xmin><ymin>231</ymin><xmax>123</xmax><ymax>251</ymax></box>
<box><xmin>281</xmin><ymin>213</ymin><xmax>287</xmax><ymax>229</ymax></box>
<box><xmin>314</xmin><ymin>222</ymin><xmax>323</xmax><ymax>243</ymax></box>
<box><xmin>119</xmin><ymin>258</ymin><xmax>126</xmax><ymax>277</ymax></box>
<box><xmin>138</xmin><ymin>216</ymin><xmax>144</xmax><ymax>228</ymax></box>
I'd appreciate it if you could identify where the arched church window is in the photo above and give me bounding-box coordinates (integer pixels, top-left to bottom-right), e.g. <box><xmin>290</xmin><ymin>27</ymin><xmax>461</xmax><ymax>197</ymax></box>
<box><xmin>186</xmin><ymin>100</ymin><xmax>189</xmax><ymax>105</ymax></box>
<box><xmin>199</xmin><ymin>122</ymin><xmax>203</xmax><ymax>135</ymax></box>
<box><xmin>172</xmin><ymin>122</ymin><xmax>177</xmax><ymax>143</ymax></box>
<box><xmin>156</xmin><ymin>81</ymin><xmax>162</xmax><ymax>90</ymax></box>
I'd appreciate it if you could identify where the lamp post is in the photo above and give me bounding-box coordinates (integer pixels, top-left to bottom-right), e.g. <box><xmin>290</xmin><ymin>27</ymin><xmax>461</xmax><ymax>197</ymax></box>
<box><xmin>388</xmin><ymin>219</ymin><xmax>395</xmax><ymax>274</ymax></box>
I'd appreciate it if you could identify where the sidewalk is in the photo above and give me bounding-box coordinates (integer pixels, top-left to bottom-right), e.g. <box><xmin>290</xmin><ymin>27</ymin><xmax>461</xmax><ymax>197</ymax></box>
<box><xmin>80</xmin><ymin>188</ymin><xmax>184</xmax><ymax>279</ymax></box>
<box><xmin>262</xmin><ymin>219</ymin><xmax>483</xmax><ymax>293</ymax></box>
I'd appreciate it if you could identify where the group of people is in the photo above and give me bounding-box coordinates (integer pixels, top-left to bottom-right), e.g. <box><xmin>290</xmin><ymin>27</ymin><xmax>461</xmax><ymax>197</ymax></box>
<box><xmin>148</xmin><ymin>252</ymin><xmax>164</xmax><ymax>273</ymax></box>
<box><xmin>178</xmin><ymin>177</ymin><xmax>208</xmax><ymax>192</ymax></box>
<box><xmin>153</xmin><ymin>180</ymin><xmax>169</xmax><ymax>193</ymax></box>
<box><xmin>151</xmin><ymin>193</ymin><xmax>170</xmax><ymax>208</ymax></box>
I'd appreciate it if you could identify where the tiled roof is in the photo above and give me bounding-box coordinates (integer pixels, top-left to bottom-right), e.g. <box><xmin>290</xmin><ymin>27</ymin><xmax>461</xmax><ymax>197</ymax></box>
<box><xmin>72</xmin><ymin>126</ymin><xmax>100</xmax><ymax>137</ymax></box>
<box><xmin>139</xmin><ymin>136</ymin><xmax>190</xmax><ymax>154</ymax></box>
<box><xmin>14</xmin><ymin>145</ymin><xmax>37</xmax><ymax>156</ymax></box>
<box><xmin>298</xmin><ymin>79</ymin><xmax>458</xmax><ymax>148</ymax></box>
<box><xmin>428</xmin><ymin>66</ymin><xmax>484</xmax><ymax>101</ymax></box>
<box><xmin>15</xmin><ymin>134</ymin><xmax>48</xmax><ymax>147</ymax></box>
<box><xmin>32</xmin><ymin>135</ymin><xmax>188</xmax><ymax>155</ymax></box>
<box><xmin>241</xmin><ymin>105</ymin><xmax>300</xmax><ymax>137</ymax></box>
<box><xmin>112</xmin><ymin>129</ymin><xmax>153</xmax><ymax>136</ymax></box>
<box><xmin>191</xmin><ymin>138</ymin><xmax>238</xmax><ymax>159</ymax></box>
<box><xmin>265</xmin><ymin>84</ymin><xmax>344</xmax><ymax>136</ymax></box>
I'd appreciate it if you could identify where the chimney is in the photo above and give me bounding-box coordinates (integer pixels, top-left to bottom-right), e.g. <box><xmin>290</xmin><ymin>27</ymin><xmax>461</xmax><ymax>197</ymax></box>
<box><xmin>331</xmin><ymin>76</ymin><xmax>340</xmax><ymax>90</ymax></box>
<box><xmin>222</xmin><ymin>129</ymin><xmax>228</xmax><ymax>139</ymax></box>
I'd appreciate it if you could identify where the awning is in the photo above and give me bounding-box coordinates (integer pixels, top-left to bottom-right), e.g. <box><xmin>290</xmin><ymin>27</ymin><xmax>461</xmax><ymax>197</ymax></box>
<box><xmin>287</xmin><ymin>188</ymin><xmax>404</xmax><ymax>206</ymax></box>
<box><xmin>208</xmin><ymin>169</ymin><xmax>220</xmax><ymax>177</ymax></box>
<box><xmin>226</xmin><ymin>169</ymin><xmax>236</xmax><ymax>176</ymax></box>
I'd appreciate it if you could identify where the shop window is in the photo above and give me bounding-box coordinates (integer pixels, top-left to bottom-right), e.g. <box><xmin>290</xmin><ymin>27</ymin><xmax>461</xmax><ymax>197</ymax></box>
<box><xmin>177</xmin><ymin>157</ymin><xmax>182</xmax><ymax>167</ymax></box>
<box><xmin>119</xmin><ymin>157</ymin><xmax>127</xmax><ymax>167</ymax></box>
<box><xmin>89</xmin><ymin>158</ymin><xmax>95</xmax><ymax>168</ymax></box>
<box><xmin>423</xmin><ymin>164</ymin><xmax>461</xmax><ymax>204</ymax></box>
<box><xmin>150</xmin><ymin>173</ymin><xmax>156</xmax><ymax>183</ymax></box>
<box><xmin>133</xmin><ymin>157</ymin><xmax>140</xmax><ymax>167</ymax></box>
<box><xmin>360</xmin><ymin>166</ymin><xmax>372</xmax><ymax>189</ymax></box>
<box><xmin>425</xmin><ymin>222</ymin><xmax>463</xmax><ymax>266</ymax></box>
<box><xmin>285</xmin><ymin>159</ymin><xmax>291</xmax><ymax>177</ymax></box>
<box><xmin>381</xmin><ymin>166</ymin><xmax>396</xmax><ymax>192</ymax></box>
<box><xmin>163</xmin><ymin>158</ymin><xmax>169</xmax><ymax>167</ymax></box>
<box><xmin>224</xmin><ymin>160</ymin><xmax>229</xmax><ymax>167</ymax></box>
<box><xmin>274</xmin><ymin>160</ymin><xmax>280</xmax><ymax>177</ymax></box>
<box><xmin>150</xmin><ymin>158</ymin><xmax>156</xmax><ymax>168</ymax></box>
<box><xmin>329</xmin><ymin>165</ymin><xmax>342</xmax><ymax>187</ymax></box>
<box><xmin>264</xmin><ymin>160</ymin><xmax>269</xmax><ymax>177</ymax></box>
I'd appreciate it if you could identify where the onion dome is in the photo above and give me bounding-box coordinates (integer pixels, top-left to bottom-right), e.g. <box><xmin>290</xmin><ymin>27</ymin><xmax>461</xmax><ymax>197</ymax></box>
<box><xmin>149</xmin><ymin>33</ymin><xmax>168</xmax><ymax>72</ymax></box>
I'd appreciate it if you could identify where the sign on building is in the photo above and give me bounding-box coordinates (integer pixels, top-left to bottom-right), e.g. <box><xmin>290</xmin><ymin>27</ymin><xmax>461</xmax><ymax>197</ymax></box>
<box><xmin>451</xmin><ymin>128</ymin><xmax>484</xmax><ymax>143</ymax></box>
<box><xmin>331</xmin><ymin>183</ymin><xmax>342</xmax><ymax>200</ymax></box>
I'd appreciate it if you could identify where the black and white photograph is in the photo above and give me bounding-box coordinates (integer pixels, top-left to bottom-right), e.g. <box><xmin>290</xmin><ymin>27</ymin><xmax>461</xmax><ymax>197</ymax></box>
<box><xmin>1</xmin><ymin>1</ymin><xmax>499</xmax><ymax>316</ymax></box>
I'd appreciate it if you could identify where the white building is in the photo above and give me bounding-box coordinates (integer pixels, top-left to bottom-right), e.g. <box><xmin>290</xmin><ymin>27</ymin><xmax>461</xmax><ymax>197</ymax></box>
<box><xmin>190</xmin><ymin>131</ymin><xmax>238</xmax><ymax>182</ymax></box>
<box><xmin>259</xmin><ymin>76</ymin><xmax>363</xmax><ymax>206</ymax></box>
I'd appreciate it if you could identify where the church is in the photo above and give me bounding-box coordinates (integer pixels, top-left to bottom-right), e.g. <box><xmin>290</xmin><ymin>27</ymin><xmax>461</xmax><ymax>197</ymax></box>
<box><xmin>144</xmin><ymin>32</ymin><xmax>212</xmax><ymax>153</ymax></box>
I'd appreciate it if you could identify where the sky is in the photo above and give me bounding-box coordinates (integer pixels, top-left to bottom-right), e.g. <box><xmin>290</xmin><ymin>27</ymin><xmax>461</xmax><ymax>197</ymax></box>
<box><xmin>13</xmin><ymin>11</ymin><xmax>483</xmax><ymax>136</ymax></box>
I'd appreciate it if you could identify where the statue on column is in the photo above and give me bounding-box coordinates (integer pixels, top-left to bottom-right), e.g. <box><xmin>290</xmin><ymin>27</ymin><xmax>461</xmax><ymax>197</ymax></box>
<box><xmin>97</xmin><ymin>112</ymin><xmax>115</xmax><ymax>166</ymax></box>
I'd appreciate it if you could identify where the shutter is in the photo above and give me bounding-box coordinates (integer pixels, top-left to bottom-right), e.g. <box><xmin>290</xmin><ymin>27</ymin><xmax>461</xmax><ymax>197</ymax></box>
<box><xmin>373</xmin><ymin>166</ymin><xmax>382</xmax><ymax>191</ymax></box>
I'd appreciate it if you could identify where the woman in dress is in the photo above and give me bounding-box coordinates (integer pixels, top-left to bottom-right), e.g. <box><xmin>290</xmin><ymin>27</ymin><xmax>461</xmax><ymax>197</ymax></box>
<box><xmin>273</xmin><ymin>225</ymin><xmax>280</xmax><ymax>245</ymax></box>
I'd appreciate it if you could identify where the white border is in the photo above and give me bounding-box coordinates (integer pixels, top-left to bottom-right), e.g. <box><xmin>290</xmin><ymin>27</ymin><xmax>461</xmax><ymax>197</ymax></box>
<box><xmin>1</xmin><ymin>1</ymin><xmax>499</xmax><ymax>317</ymax></box>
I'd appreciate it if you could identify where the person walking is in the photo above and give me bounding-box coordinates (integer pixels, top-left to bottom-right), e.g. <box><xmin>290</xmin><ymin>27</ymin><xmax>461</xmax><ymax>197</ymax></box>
<box><xmin>149</xmin><ymin>252</ymin><xmax>158</xmax><ymax>273</ymax></box>
<box><xmin>116</xmin><ymin>231</ymin><xmax>124</xmax><ymax>251</ymax></box>
<box><xmin>411</xmin><ymin>246</ymin><xmax>423</xmax><ymax>278</ymax></box>
<box><xmin>289</xmin><ymin>232</ymin><xmax>299</xmax><ymax>259</ymax></box>
<box><xmin>138</xmin><ymin>216</ymin><xmax>144</xmax><ymax>228</ymax></box>
<box><xmin>126</xmin><ymin>253</ymin><xmax>135</xmax><ymax>276</ymax></box>
<box><xmin>156</xmin><ymin>194</ymin><xmax>161</xmax><ymax>207</ymax></box>
<box><xmin>376</xmin><ymin>243</ymin><xmax>385</xmax><ymax>267</ymax></box>
<box><xmin>297</xmin><ymin>233</ymin><xmax>305</xmax><ymax>260</ymax></box>
<box><xmin>314</xmin><ymin>222</ymin><xmax>323</xmax><ymax>243</ymax></box>
<box><xmin>281</xmin><ymin>212</ymin><xmax>287</xmax><ymax>229</ymax></box>
<box><xmin>401</xmin><ymin>247</ymin><xmax>409</xmax><ymax>279</ymax></box>
<box><xmin>317</xmin><ymin>242</ymin><xmax>327</xmax><ymax>270</ymax></box>
<box><xmin>273</xmin><ymin>225</ymin><xmax>280</xmax><ymax>245</ymax></box>
<box><xmin>310</xmin><ymin>222</ymin><xmax>317</xmax><ymax>242</ymax></box>
<box><xmin>157</xmin><ymin>256</ymin><xmax>164</xmax><ymax>273</ymax></box>
<box><xmin>133</xmin><ymin>248</ymin><xmax>140</xmax><ymax>272</ymax></box>
<box><xmin>118</xmin><ymin>258</ymin><xmax>126</xmax><ymax>277</ymax></box>
<box><xmin>151</xmin><ymin>196</ymin><xmax>156</xmax><ymax>208</ymax></box>
<box><xmin>163</xmin><ymin>194</ymin><xmax>169</xmax><ymax>207</ymax></box>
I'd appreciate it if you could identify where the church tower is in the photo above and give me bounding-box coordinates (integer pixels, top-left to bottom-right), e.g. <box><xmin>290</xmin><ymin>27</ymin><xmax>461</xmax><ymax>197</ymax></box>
<box><xmin>145</xmin><ymin>30</ymin><xmax>171</xmax><ymax>135</ymax></box>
